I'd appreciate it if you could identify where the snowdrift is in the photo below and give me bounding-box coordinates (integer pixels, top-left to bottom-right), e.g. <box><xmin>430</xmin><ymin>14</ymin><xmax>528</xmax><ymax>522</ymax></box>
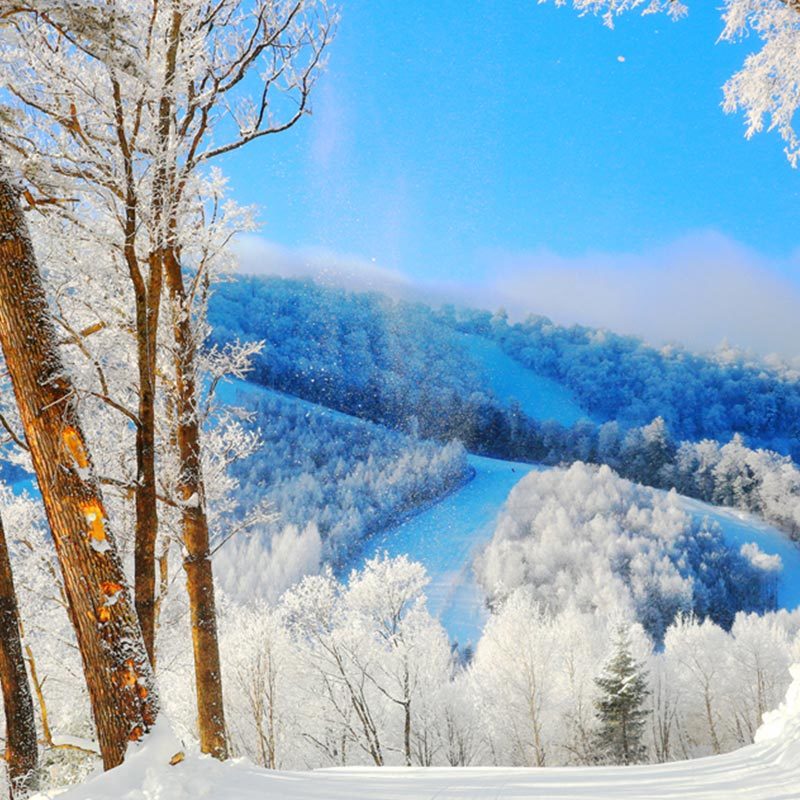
<box><xmin>37</xmin><ymin>666</ymin><xmax>800</xmax><ymax>800</ymax></box>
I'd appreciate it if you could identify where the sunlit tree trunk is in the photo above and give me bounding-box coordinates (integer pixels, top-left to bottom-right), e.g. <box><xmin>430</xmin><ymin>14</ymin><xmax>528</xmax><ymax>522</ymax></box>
<box><xmin>0</xmin><ymin>165</ymin><xmax>158</xmax><ymax>770</ymax></box>
<box><xmin>0</xmin><ymin>513</ymin><xmax>37</xmax><ymax>797</ymax></box>
<box><xmin>164</xmin><ymin>245</ymin><xmax>227</xmax><ymax>760</ymax></box>
<box><xmin>110</xmin><ymin>66</ymin><xmax>162</xmax><ymax>668</ymax></box>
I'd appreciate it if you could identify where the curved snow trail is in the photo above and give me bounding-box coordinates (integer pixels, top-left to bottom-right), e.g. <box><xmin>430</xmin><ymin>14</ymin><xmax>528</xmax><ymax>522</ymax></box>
<box><xmin>353</xmin><ymin>454</ymin><xmax>536</xmax><ymax>647</ymax></box>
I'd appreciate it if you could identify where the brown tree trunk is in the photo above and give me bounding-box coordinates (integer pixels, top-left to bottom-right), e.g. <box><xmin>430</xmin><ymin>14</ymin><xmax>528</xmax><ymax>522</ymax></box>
<box><xmin>0</xmin><ymin>166</ymin><xmax>158</xmax><ymax>770</ymax></box>
<box><xmin>132</xmin><ymin>256</ymin><xmax>161</xmax><ymax>667</ymax></box>
<box><xmin>163</xmin><ymin>246</ymin><xmax>227</xmax><ymax>760</ymax></box>
<box><xmin>112</xmin><ymin>71</ymin><xmax>162</xmax><ymax>669</ymax></box>
<box><xmin>0</xmin><ymin>513</ymin><xmax>37</xmax><ymax>797</ymax></box>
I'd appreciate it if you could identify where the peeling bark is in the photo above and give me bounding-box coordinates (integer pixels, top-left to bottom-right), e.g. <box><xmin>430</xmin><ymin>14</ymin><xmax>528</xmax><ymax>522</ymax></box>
<box><xmin>0</xmin><ymin>165</ymin><xmax>158</xmax><ymax>769</ymax></box>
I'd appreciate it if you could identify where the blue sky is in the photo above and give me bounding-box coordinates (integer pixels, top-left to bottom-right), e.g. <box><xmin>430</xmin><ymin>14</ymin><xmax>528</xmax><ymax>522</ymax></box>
<box><xmin>222</xmin><ymin>1</ymin><xmax>800</xmax><ymax>355</ymax></box>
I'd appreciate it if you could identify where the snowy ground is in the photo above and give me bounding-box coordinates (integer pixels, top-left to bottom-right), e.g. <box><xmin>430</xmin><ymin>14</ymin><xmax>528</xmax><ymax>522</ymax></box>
<box><xmin>38</xmin><ymin>667</ymin><xmax>800</xmax><ymax>799</ymax></box>
<box><xmin>461</xmin><ymin>333</ymin><xmax>590</xmax><ymax>426</ymax></box>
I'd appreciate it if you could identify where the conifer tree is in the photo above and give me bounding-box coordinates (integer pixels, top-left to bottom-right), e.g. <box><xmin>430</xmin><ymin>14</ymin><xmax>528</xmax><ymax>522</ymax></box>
<box><xmin>593</xmin><ymin>626</ymin><xmax>650</xmax><ymax>765</ymax></box>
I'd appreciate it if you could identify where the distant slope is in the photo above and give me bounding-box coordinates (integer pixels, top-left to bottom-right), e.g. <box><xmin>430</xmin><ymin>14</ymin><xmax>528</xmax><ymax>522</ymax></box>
<box><xmin>681</xmin><ymin>496</ymin><xmax>800</xmax><ymax>610</ymax></box>
<box><xmin>460</xmin><ymin>333</ymin><xmax>589</xmax><ymax>426</ymax></box>
<box><xmin>209</xmin><ymin>275</ymin><xmax>800</xmax><ymax>455</ymax></box>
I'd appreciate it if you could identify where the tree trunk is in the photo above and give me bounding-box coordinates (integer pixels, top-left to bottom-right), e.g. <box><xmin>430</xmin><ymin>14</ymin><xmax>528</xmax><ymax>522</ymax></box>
<box><xmin>0</xmin><ymin>513</ymin><xmax>37</xmax><ymax>797</ymax></box>
<box><xmin>0</xmin><ymin>166</ymin><xmax>158</xmax><ymax>770</ymax></box>
<box><xmin>163</xmin><ymin>246</ymin><xmax>227</xmax><ymax>760</ymax></box>
<box><xmin>132</xmin><ymin>254</ymin><xmax>161</xmax><ymax>666</ymax></box>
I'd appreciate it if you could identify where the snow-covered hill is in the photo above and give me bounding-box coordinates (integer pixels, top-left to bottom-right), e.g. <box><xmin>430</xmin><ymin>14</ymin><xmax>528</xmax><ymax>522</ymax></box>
<box><xmin>37</xmin><ymin>665</ymin><xmax>800</xmax><ymax>799</ymax></box>
<box><xmin>459</xmin><ymin>332</ymin><xmax>590</xmax><ymax>426</ymax></box>
<box><xmin>352</xmin><ymin>456</ymin><xmax>800</xmax><ymax>644</ymax></box>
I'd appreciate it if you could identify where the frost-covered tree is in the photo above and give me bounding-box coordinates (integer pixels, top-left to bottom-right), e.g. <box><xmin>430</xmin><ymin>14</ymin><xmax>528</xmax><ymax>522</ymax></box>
<box><xmin>593</xmin><ymin>626</ymin><xmax>651</xmax><ymax>765</ymax></box>
<box><xmin>544</xmin><ymin>1</ymin><xmax>800</xmax><ymax>164</ymax></box>
<box><xmin>0</xmin><ymin>511</ymin><xmax>37</xmax><ymax>797</ymax></box>
<box><xmin>0</xmin><ymin>0</ymin><xmax>335</xmax><ymax>760</ymax></box>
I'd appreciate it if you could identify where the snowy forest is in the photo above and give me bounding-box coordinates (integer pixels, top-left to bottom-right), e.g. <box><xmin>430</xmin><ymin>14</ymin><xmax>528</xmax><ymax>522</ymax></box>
<box><xmin>0</xmin><ymin>1</ymin><xmax>796</xmax><ymax>800</ymax></box>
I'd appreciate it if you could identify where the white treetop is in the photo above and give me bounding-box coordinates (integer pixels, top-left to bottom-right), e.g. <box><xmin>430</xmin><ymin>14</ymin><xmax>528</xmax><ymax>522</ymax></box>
<box><xmin>548</xmin><ymin>0</ymin><xmax>800</xmax><ymax>164</ymax></box>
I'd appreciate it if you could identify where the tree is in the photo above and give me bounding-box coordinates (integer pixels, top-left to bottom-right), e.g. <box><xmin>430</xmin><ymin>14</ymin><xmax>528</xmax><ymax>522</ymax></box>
<box><xmin>0</xmin><ymin>512</ymin><xmax>37</xmax><ymax>797</ymax></box>
<box><xmin>0</xmin><ymin>0</ymin><xmax>334</xmax><ymax>759</ymax></box>
<box><xmin>593</xmin><ymin>626</ymin><xmax>650</xmax><ymax>765</ymax></box>
<box><xmin>543</xmin><ymin>2</ymin><xmax>800</xmax><ymax>164</ymax></box>
<box><xmin>0</xmin><ymin>163</ymin><xmax>157</xmax><ymax>769</ymax></box>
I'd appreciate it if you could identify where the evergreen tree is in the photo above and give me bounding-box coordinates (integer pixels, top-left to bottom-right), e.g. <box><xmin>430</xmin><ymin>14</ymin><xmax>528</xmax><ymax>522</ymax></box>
<box><xmin>593</xmin><ymin>626</ymin><xmax>650</xmax><ymax>765</ymax></box>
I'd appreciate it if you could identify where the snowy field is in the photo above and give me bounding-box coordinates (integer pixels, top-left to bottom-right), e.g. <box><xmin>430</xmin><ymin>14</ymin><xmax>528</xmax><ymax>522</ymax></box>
<box><xmin>39</xmin><ymin>668</ymin><xmax>800</xmax><ymax>799</ymax></box>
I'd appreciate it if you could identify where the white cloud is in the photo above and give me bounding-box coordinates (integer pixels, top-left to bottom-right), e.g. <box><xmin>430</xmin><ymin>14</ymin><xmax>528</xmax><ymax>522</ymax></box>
<box><xmin>480</xmin><ymin>232</ymin><xmax>800</xmax><ymax>360</ymax></box>
<box><xmin>232</xmin><ymin>231</ymin><xmax>800</xmax><ymax>360</ymax></box>
<box><xmin>232</xmin><ymin>235</ymin><xmax>416</xmax><ymax>296</ymax></box>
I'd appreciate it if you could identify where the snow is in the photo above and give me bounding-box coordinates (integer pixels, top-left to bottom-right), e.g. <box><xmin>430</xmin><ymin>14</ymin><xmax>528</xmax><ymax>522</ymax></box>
<box><xmin>678</xmin><ymin>495</ymin><xmax>800</xmax><ymax>610</ymax></box>
<box><xmin>461</xmin><ymin>333</ymin><xmax>590</xmax><ymax>425</ymax></box>
<box><xmin>33</xmin><ymin>669</ymin><xmax>800</xmax><ymax>800</ymax></box>
<box><xmin>352</xmin><ymin>455</ymin><xmax>537</xmax><ymax>646</ymax></box>
<box><xmin>353</xmin><ymin>458</ymin><xmax>800</xmax><ymax>646</ymax></box>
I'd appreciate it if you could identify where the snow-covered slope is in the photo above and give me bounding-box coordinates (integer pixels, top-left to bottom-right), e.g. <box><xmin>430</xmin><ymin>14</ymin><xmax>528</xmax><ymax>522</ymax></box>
<box><xmin>352</xmin><ymin>457</ymin><xmax>800</xmax><ymax>645</ymax></box>
<box><xmin>352</xmin><ymin>455</ymin><xmax>536</xmax><ymax>646</ymax></box>
<box><xmin>461</xmin><ymin>332</ymin><xmax>590</xmax><ymax>425</ymax></box>
<box><xmin>680</xmin><ymin>495</ymin><xmax>800</xmax><ymax>610</ymax></box>
<box><xmin>37</xmin><ymin>665</ymin><xmax>800</xmax><ymax>800</ymax></box>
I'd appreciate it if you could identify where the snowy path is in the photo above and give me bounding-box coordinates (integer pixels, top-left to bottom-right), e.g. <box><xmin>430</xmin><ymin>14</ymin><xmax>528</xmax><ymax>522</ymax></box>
<box><xmin>353</xmin><ymin>455</ymin><xmax>536</xmax><ymax>646</ymax></box>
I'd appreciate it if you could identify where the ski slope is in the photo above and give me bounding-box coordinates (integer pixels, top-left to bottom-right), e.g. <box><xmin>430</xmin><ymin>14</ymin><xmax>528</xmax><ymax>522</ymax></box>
<box><xmin>461</xmin><ymin>332</ymin><xmax>590</xmax><ymax>425</ymax></box>
<box><xmin>40</xmin><ymin>671</ymin><xmax>800</xmax><ymax>799</ymax></box>
<box><xmin>679</xmin><ymin>495</ymin><xmax>800</xmax><ymax>610</ymax></box>
<box><xmin>352</xmin><ymin>454</ymin><xmax>537</xmax><ymax>646</ymax></box>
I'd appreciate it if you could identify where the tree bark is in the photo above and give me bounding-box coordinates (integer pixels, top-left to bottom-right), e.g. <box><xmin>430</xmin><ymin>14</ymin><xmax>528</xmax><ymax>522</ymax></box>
<box><xmin>0</xmin><ymin>166</ymin><xmax>158</xmax><ymax>770</ymax></box>
<box><xmin>111</xmin><ymin>69</ymin><xmax>162</xmax><ymax>669</ymax></box>
<box><xmin>132</xmin><ymin>254</ymin><xmax>161</xmax><ymax>666</ymax></box>
<box><xmin>0</xmin><ymin>513</ymin><xmax>37</xmax><ymax>797</ymax></box>
<box><xmin>163</xmin><ymin>246</ymin><xmax>227</xmax><ymax>760</ymax></box>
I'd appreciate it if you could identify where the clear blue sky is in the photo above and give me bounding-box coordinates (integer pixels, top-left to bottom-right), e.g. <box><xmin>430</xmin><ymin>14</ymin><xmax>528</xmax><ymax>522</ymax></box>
<box><xmin>221</xmin><ymin>1</ymin><xmax>800</xmax><ymax>286</ymax></box>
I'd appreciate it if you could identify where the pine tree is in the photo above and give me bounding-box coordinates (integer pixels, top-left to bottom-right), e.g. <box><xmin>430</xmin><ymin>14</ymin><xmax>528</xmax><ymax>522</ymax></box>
<box><xmin>593</xmin><ymin>626</ymin><xmax>650</xmax><ymax>765</ymax></box>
